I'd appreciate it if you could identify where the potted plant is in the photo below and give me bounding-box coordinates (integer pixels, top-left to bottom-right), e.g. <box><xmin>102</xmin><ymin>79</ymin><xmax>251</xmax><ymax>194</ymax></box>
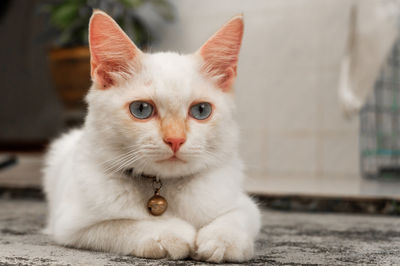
<box><xmin>41</xmin><ymin>0</ymin><xmax>174</xmax><ymax>124</ymax></box>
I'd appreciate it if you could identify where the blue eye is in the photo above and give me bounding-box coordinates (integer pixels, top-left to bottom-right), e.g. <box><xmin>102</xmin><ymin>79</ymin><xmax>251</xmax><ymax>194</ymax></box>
<box><xmin>129</xmin><ymin>101</ymin><xmax>154</xmax><ymax>119</ymax></box>
<box><xmin>190</xmin><ymin>102</ymin><xmax>212</xmax><ymax>120</ymax></box>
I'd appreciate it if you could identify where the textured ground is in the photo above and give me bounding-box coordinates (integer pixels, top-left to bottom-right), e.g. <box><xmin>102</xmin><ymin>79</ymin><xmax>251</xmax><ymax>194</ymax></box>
<box><xmin>1</xmin><ymin>199</ymin><xmax>400</xmax><ymax>266</ymax></box>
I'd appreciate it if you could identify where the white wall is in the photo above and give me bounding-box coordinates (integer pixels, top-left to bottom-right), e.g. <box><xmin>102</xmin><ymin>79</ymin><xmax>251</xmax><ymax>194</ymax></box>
<box><xmin>153</xmin><ymin>0</ymin><xmax>362</xmax><ymax>195</ymax></box>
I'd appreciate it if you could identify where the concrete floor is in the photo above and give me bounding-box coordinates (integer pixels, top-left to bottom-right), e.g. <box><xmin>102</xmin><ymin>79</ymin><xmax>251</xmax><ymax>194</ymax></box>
<box><xmin>1</xmin><ymin>199</ymin><xmax>400</xmax><ymax>265</ymax></box>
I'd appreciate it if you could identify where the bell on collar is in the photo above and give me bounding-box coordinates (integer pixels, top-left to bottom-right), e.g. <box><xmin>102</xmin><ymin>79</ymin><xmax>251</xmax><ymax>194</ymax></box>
<box><xmin>147</xmin><ymin>188</ymin><xmax>168</xmax><ymax>216</ymax></box>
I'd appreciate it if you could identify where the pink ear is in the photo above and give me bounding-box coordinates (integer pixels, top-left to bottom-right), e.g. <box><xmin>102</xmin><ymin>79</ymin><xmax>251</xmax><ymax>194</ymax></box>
<box><xmin>89</xmin><ymin>10</ymin><xmax>141</xmax><ymax>89</ymax></box>
<box><xmin>198</xmin><ymin>15</ymin><xmax>244</xmax><ymax>92</ymax></box>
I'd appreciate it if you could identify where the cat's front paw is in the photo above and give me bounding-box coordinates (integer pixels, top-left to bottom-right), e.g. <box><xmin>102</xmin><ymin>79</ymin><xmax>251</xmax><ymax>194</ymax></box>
<box><xmin>134</xmin><ymin>232</ymin><xmax>191</xmax><ymax>260</ymax></box>
<box><xmin>194</xmin><ymin>225</ymin><xmax>254</xmax><ymax>263</ymax></box>
<box><xmin>132</xmin><ymin>219</ymin><xmax>196</xmax><ymax>260</ymax></box>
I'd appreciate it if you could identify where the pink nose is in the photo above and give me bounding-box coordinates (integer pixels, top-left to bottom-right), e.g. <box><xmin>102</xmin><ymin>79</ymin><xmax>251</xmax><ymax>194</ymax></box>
<box><xmin>163</xmin><ymin>137</ymin><xmax>185</xmax><ymax>153</ymax></box>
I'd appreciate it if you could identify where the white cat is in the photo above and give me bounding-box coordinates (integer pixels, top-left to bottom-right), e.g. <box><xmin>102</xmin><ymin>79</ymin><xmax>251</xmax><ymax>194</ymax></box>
<box><xmin>43</xmin><ymin>10</ymin><xmax>260</xmax><ymax>263</ymax></box>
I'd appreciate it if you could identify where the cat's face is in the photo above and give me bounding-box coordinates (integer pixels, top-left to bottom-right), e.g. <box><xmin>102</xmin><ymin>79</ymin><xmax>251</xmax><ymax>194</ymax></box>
<box><xmin>85</xmin><ymin>11</ymin><xmax>243</xmax><ymax>178</ymax></box>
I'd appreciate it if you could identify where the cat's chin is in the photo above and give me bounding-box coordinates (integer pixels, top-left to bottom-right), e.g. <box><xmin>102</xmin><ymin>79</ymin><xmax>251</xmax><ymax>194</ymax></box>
<box><xmin>155</xmin><ymin>155</ymin><xmax>186</xmax><ymax>164</ymax></box>
<box><xmin>136</xmin><ymin>159</ymin><xmax>207</xmax><ymax>179</ymax></box>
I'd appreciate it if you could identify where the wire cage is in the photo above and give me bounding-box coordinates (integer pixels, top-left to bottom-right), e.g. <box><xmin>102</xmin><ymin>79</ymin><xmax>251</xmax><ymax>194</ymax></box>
<box><xmin>360</xmin><ymin>36</ymin><xmax>400</xmax><ymax>179</ymax></box>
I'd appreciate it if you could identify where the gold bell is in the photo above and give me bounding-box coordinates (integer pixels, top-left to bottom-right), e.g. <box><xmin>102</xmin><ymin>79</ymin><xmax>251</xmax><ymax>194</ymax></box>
<box><xmin>147</xmin><ymin>189</ymin><xmax>168</xmax><ymax>216</ymax></box>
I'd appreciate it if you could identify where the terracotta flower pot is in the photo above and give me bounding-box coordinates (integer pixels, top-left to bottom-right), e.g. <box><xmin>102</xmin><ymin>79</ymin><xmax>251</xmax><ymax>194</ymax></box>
<box><xmin>48</xmin><ymin>46</ymin><xmax>91</xmax><ymax>110</ymax></box>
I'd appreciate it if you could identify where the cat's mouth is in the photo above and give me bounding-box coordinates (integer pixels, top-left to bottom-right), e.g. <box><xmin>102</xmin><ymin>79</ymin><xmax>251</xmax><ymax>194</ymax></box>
<box><xmin>156</xmin><ymin>155</ymin><xmax>186</xmax><ymax>163</ymax></box>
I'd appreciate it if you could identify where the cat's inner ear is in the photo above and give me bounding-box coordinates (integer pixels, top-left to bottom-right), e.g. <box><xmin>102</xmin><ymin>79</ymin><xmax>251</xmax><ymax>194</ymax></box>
<box><xmin>89</xmin><ymin>10</ymin><xmax>141</xmax><ymax>89</ymax></box>
<box><xmin>198</xmin><ymin>15</ymin><xmax>244</xmax><ymax>92</ymax></box>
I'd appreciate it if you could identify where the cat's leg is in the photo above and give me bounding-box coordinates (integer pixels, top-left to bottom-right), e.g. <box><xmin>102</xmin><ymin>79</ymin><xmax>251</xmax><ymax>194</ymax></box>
<box><xmin>59</xmin><ymin>217</ymin><xmax>196</xmax><ymax>259</ymax></box>
<box><xmin>194</xmin><ymin>195</ymin><xmax>260</xmax><ymax>263</ymax></box>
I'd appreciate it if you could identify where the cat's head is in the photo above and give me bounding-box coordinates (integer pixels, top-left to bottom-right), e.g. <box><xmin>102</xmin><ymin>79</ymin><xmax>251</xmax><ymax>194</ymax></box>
<box><xmin>85</xmin><ymin>10</ymin><xmax>244</xmax><ymax>178</ymax></box>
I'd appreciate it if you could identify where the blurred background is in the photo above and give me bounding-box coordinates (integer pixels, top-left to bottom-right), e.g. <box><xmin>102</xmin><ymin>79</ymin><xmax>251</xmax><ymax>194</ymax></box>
<box><xmin>1</xmin><ymin>0</ymin><xmax>400</xmax><ymax>204</ymax></box>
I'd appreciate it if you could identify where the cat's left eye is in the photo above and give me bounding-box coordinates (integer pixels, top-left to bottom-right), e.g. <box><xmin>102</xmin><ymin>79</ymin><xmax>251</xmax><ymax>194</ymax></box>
<box><xmin>189</xmin><ymin>102</ymin><xmax>212</xmax><ymax>120</ymax></box>
<box><xmin>129</xmin><ymin>101</ymin><xmax>154</xmax><ymax>119</ymax></box>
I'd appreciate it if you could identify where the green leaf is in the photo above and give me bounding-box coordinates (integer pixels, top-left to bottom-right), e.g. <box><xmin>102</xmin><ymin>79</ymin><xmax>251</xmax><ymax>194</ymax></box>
<box><xmin>42</xmin><ymin>0</ymin><xmax>174</xmax><ymax>47</ymax></box>
<box><xmin>148</xmin><ymin>0</ymin><xmax>174</xmax><ymax>22</ymax></box>
<box><xmin>50</xmin><ymin>2</ymin><xmax>80</xmax><ymax>30</ymax></box>
<box><xmin>120</xmin><ymin>0</ymin><xmax>143</xmax><ymax>8</ymax></box>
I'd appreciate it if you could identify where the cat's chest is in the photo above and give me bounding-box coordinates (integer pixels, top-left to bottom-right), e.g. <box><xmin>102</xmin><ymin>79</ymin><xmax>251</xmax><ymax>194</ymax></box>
<box><xmin>124</xmin><ymin>174</ymin><xmax>238</xmax><ymax>228</ymax></box>
<box><xmin>162</xmin><ymin>179</ymin><xmax>235</xmax><ymax>228</ymax></box>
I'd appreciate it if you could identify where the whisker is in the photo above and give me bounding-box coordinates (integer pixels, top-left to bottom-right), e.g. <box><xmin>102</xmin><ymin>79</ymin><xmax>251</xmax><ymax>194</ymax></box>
<box><xmin>104</xmin><ymin>153</ymin><xmax>142</xmax><ymax>174</ymax></box>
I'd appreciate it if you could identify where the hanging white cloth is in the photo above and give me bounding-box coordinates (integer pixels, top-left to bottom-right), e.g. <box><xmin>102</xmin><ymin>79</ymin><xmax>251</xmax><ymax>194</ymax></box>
<box><xmin>339</xmin><ymin>0</ymin><xmax>400</xmax><ymax>116</ymax></box>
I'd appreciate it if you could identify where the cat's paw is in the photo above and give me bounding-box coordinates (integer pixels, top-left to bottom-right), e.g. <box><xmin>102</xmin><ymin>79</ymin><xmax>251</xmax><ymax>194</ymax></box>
<box><xmin>132</xmin><ymin>219</ymin><xmax>196</xmax><ymax>260</ymax></box>
<box><xmin>194</xmin><ymin>225</ymin><xmax>254</xmax><ymax>263</ymax></box>
<box><xmin>134</xmin><ymin>232</ymin><xmax>191</xmax><ymax>259</ymax></box>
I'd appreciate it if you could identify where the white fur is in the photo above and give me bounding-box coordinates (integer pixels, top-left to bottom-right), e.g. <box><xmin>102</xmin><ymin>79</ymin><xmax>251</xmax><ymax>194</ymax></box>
<box><xmin>43</xmin><ymin>28</ymin><xmax>260</xmax><ymax>263</ymax></box>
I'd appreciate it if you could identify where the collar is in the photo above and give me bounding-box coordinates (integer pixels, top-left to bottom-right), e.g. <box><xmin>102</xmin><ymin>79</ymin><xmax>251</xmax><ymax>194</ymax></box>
<box><xmin>123</xmin><ymin>168</ymin><xmax>159</xmax><ymax>180</ymax></box>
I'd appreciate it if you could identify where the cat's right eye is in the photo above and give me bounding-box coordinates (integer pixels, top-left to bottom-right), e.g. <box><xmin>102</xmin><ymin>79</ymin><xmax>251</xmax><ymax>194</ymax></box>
<box><xmin>129</xmin><ymin>101</ymin><xmax>154</xmax><ymax>119</ymax></box>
